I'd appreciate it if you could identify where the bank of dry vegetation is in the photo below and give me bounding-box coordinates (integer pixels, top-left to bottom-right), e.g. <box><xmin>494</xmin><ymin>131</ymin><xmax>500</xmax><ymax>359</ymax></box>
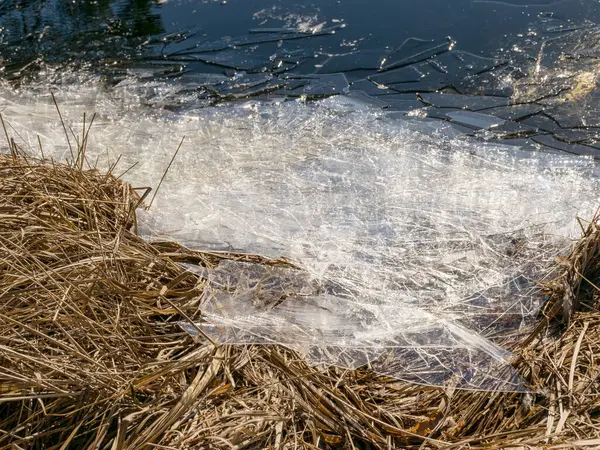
<box><xmin>0</xmin><ymin>123</ymin><xmax>599</xmax><ymax>449</ymax></box>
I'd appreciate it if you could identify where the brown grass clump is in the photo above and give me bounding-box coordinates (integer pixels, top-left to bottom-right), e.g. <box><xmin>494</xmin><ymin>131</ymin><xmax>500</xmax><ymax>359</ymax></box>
<box><xmin>0</xmin><ymin>133</ymin><xmax>599</xmax><ymax>449</ymax></box>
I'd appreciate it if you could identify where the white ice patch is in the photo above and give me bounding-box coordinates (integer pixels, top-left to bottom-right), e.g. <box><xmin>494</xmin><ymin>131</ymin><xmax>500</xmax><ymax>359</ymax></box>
<box><xmin>2</xmin><ymin>80</ymin><xmax>599</xmax><ymax>390</ymax></box>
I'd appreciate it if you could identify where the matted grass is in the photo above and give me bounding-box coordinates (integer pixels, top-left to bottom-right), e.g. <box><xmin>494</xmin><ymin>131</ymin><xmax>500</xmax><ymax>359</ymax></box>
<box><xmin>0</xmin><ymin>133</ymin><xmax>599</xmax><ymax>449</ymax></box>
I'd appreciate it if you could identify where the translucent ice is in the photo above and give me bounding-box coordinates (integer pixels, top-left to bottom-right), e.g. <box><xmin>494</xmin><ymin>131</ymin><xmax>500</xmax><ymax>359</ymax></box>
<box><xmin>2</xmin><ymin>79</ymin><xmax>599</xmax><ymax>390</ymax></box>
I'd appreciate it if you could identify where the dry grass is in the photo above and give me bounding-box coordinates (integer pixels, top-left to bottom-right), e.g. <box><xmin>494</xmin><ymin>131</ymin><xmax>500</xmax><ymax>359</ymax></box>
<box><xmin>0</xmin><ymin>131</ymin><xmax>599</xmax><ymax>449</ymax></box>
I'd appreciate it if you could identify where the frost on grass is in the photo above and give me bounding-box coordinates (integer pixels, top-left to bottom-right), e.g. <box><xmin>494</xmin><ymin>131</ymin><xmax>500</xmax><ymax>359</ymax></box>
<box><xmin>3</xmin><ymin>86</ymin><xmax>599</xmax><ymax>390</ymax></box>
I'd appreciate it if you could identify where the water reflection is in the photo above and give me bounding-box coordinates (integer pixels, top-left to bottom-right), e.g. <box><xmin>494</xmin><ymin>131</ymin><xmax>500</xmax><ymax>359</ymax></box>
<box><xmin>0</xmin><ymin>0</ymin><xmax>164</xmax><ymax>77</ymax></box>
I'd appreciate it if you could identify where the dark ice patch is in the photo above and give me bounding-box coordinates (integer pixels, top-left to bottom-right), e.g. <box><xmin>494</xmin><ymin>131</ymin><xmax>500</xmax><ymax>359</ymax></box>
<box><xmin>369</xmin><ymin>66</ymin><xmax>424</xmax><ymax>86</ymax></box>
<box><xmin>531</xmin><ymin>134</ymin><xmax>600</xmax><ymax>157</ymax></box>
<box><xmin>554</xmin><ymin>128</ymin><xmax>600</xmax><ymax>144</ymax></box>
<box><xmin>385</xmin><ymin>75</ymin><xmax>451</xmax><ymax>94</ymax></box>
<box><xmin>442</xmin><ymin>51</ymin><xmax>501</xmax><ymax>75</ymax></box>
<box><xmin>475</xmin><ymin>121</ymin><xmax>539</xmax><ymax>139</ymax></box>
<box><xmin>168</xmin><ymin>51</ymin><xmax>273</xmax><ymax>72</ymax></box>
<box><xmin>316</xmin><ymin>50</ymin><xmax>383</xmax><ymax>74</ymax></box>
<box><xmin>274</xmin><ymin>78</ymin><xmax>311</xmax><ymax>93</ymax></box>
<box><xmin>213</xmin><ymin>73</ymin><xmax>281</xmax><ymax>97</ymax></box>
<box><xmin>379</xmin><ymin>94</ymin><xmax>423</xmax><ymax>111</ymax></box>
<box><xmin>381</xmin><ymin>37</ymin><xmax>454</xmax><ymax>71</ymax></box>
<box><xmin>417</xmin><ymin>93</ymin><xmax>509</xmax><ymax>110</ymax></box>
<box><xmin>445</xmin><ymin>110</ymin><xmax>506</xmax><ymax>129</ymax></box>
<box><xmin>176</xmin><ymin>25</ymin><xmax>344</xmax><ymax>54</ymax></box>
<box><xmin>345</xmin><ymin>91</ymin><xmax>392</xmax><ymax>108</ymax></box>
<box><xmin>484</xmin><ymin>104</ymin><xmax>544</xmax><ymax>120</ymax></box>
<box><xmin>421</xmin><ymin>108</ymin><xmax>506</xmax><ymax>130</ymax></box>
<box><xmin>545</xmin><ymin>105</ymin><xmax>600</xmax><ymax>129</ymax></box>
<box><xmin>348</xmin><ymin>79</ymin><xmax>392</xmax><ymax>96</ymax></box>
<box><xmin>277</xmin><ymin>73</ymin><xmax>349</xmax><ymax>97</ymax></box>
<box><xmin>455</xmin><ymin>71</ymin><xmax>516</xmax><ymax>97</ymax></box>
<box><xmin>519</xmin><ymin>114</ymin><xmax>563</xmax><ymax>134</ymax></box>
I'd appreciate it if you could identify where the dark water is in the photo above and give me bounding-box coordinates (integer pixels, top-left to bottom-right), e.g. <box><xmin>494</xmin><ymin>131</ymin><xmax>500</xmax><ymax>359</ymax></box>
<box><xmin>2</xmin><ymin>0</ymin><xmax>599</xmax><ymax>60</ymax></box>
<box><xmin>2</xmin><ymin>0</ymin><xmax>600</xmax><ymax>154</ymax></box>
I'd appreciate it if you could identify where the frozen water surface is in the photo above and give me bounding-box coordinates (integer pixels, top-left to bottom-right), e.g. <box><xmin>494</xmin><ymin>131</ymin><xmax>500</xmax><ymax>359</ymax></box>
<box><xmin>2</xmin><ymin>80</ymin><xmax>600</xmax><ymax>391</ymax></box>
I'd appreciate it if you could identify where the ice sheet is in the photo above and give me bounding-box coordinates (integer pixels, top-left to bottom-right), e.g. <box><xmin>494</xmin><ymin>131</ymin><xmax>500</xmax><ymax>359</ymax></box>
<box><xmin>179</xmin><ymin>260</ymin><xmax>524</xmax><ymax>390</ymax></box>
<box><xmin>2</xmin><ymin>80</ymin><xmax>599</xmax><ymax>391</ymax></box>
